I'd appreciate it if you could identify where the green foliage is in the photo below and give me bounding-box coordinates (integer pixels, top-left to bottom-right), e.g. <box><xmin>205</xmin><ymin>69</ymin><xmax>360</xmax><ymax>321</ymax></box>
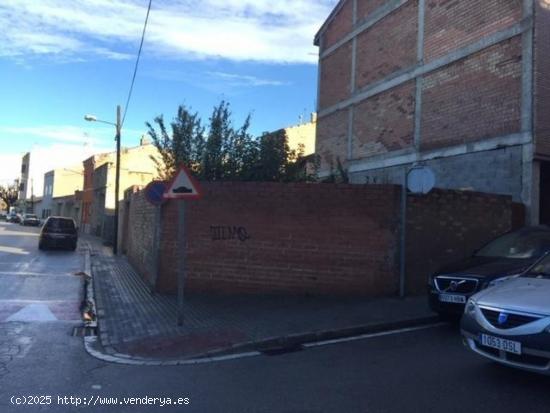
<box><xmin>145</xmin><ymin>105</ymin><xmax>205</xmax><ymax>180</ymax></box>
<box><xmin>0</xmin><ymin>182</ymin><xmax>18</xmax><ymax>211</ymax></box>
<box><xmin>147</xmin><ymin>101</ymin><xmax>316</xmax><ymax>183</ymax></box>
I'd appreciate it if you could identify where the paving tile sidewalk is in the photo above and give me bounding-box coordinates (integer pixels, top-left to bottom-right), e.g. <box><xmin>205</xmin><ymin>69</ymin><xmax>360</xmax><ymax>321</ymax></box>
<box><xmin>84</xmin><ymin>236</ymin><xmax>437</xmax><ymax>361</ymax></box>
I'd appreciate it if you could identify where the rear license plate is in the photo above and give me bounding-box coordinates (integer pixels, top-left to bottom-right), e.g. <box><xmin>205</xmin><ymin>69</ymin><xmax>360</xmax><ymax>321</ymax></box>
<box><xmin>438</xmin><ymin>294</ymin><xmax>466</xmax><ymax>304</ymax></box>
<box><xmin>480</xmin><ymin>334</ymin><xmax>522</xmax><ymax>355</ymax></box>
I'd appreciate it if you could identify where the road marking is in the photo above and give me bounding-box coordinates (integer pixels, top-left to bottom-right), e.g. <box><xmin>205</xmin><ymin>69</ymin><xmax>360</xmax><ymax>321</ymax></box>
<box><xmin>302</xmin><ymin>322</ymin><xmax>447</xmax><ymax>349</ymax></box>
<box><xmin>0</xmin><ymin>271</ymin><xmax>75</xmax><ymax>278</ymax></box>
<box><xmin>6</xmin><ymin>304</ymin><xmax>58</xmax><ymax>322</ymax></box>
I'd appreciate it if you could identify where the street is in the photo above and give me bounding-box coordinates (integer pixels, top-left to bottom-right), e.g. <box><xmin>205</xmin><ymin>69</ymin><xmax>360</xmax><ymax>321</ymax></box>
<box><xmin>1</xmin><ymin>222</ymin><xmax>550</xmax><ymax>413</ymax></box>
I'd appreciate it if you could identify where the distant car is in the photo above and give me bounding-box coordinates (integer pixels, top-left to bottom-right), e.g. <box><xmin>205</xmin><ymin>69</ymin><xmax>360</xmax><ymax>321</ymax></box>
<box><xmin>39</xmin><ymin>216</ymin><xmax>78</xmax><ymax>251</ymax></box>
<box><xmin>428</xmin><ymin>226</ymin><xmax>550</xmax><ymax>319</ymax></box>
<box><xmin>21</xmin><ymin>213</ymin><xmax>40</xmax><ymax>226</ymax></box>
<box><xmin>0</xmin><ymin>213</ymin><xmax>6</xmax><ymax>221</ymax></box>
<box><xmin>7</xmin><ymin>213</ymin><xmax>21</xmax><ymax>223</ymax></box>
<box><xmin>461</xmin><ymin>252</ymin><xmax>550</xmax><ymax>375</ymax></box>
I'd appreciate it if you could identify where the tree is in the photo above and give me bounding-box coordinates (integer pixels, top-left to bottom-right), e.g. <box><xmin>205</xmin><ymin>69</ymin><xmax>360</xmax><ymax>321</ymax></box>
<box><xmin>0</xmin><ymin>182</ymin><xmax>18</xmax><ymax>212</ymax></box>
<box><xmin>146</xmin><ymin>100</ymin><xmax>318</xmax><ymax>183</ymax></box>
<box><xmin>146</xmin><ymin>105</ymin><xmax>205</xmax><ymax>180</ymax></box>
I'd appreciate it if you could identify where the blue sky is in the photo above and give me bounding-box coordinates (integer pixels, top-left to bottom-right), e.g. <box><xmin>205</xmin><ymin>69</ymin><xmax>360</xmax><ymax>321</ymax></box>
<box><xmin>0</xmin><ymin>0</ymin><xmax>337</xmax><ymax>182</ymax></box>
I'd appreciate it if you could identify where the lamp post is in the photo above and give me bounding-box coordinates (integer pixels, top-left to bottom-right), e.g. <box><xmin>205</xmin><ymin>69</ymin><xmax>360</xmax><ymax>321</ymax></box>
<box><xmin>84</xmin><ymin>105</ymin><xmax>122</xmax><ymax>255</ymax></box>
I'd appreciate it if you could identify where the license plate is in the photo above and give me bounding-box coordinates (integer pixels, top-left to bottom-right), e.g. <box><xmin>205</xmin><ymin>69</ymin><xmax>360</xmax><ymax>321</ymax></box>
<box><xmin>438</xmin><ymin>294</ymin><xmax>466</xmax><ymax>304</ymax></box>
<box><xmin>480</xmin><ymin>334</ymin><xmax>522</xmax><ymax>355</ymax></box>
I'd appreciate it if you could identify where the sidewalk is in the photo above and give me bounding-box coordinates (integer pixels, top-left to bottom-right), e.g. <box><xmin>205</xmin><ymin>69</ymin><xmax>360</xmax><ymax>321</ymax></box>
<box><xmin>84</xmin><ymin>236</ymin><xmax>438</xmax><ymax>361</ymax></box>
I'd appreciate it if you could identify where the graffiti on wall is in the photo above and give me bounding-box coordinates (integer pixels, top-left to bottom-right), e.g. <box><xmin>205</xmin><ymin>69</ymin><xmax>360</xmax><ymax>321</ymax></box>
<box><xmin>210</xmin><ymin>226</ymin><xmax>250</xmax><ymax>242</ymax></box>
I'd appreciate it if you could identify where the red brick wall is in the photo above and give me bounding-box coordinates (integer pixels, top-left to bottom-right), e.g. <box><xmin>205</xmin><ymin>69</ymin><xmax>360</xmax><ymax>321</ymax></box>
<box><xmin>406</xmin><ymin>189</ymin><xmax>516</xmax><ymax>294</ymax></box>
<box><xmin>357</xmin><ymin>0</ymin><xmax>389</xmax><ymax>22</ymax></box>
<box><xmin>316</xmin><ymin>110</ymin><xmax>350</xmax><ymax>171</ymax></box>
<box><xmin>124</xmin><ymin>188</ymin><xmax>156</xmax><ymax>287</ymax></box>
<box><xmin>424</xmin><ymin>0</ymin><xmax>522</xmax><ymax>62</ymax></box>
<box><xmin>157</xmin><ymin>183</ymin><xmax>402</xmax><ymax>296</ymax></box>
<box><xmin>421</xmin><ymin>37</ymin><xmax>522</xmax><ymax>151</ymax></box>
<box><xmin>352</xmin><ymin>81</ymin><xmax>415</xmax><ymax>158</ymax></box>
<box><xmin>319</xmin><ymin>42</ymin><xmax>352</xmax><ymax>110</ymax></box>
<box><xmin>534</xmin><ymin>1</ymin><xmax>550</xmax><ymax>157</ymax></box>
<box><xmin>355</xmin><ymin>1</ymin><xmax>418</xmax><ymax>89</ymax></box>
<box><xmin>120</xmin><ymin>183</ymin><xmax>519</xmax><ymax>297</ymax></box>
<box><xmin>323</xmin><ymin>0</ymin><xmax>353</xmax><ymax>49</ymax></box>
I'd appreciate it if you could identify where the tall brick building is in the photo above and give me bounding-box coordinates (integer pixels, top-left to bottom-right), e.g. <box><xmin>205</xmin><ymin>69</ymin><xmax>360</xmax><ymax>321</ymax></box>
<box><xmin>314</xmin><ymin>0</ymin><xmax>550</xmax><ymax>223</ymax></box>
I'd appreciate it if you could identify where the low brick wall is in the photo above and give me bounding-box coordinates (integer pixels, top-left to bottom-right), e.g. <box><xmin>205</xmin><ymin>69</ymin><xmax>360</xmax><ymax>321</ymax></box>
<box><xmin>158</xmin><ymin>183</ymin><xmax>401</xmax><ymax>296</ymax></box>
<box><xmin>405</xmin><ymin>189</ymin><xmax>514</xmax><ymax>295</ymax></box>
<box><xmin>120</xmin><ymin>182</ymin><xmax>521</xmax><ymax>297</ymax></box>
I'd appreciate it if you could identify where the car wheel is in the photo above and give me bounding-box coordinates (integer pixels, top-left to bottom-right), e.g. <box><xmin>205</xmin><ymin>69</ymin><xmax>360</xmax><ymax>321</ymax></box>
<box><xmin>38</xmin><ymin>241</ymin><xmax>45</xmax><ymax>250</ymax></box>
<box><xmin>71</xmin><ymin>243</ymin><xmax>77</xmax><ymax>251</ymax></box>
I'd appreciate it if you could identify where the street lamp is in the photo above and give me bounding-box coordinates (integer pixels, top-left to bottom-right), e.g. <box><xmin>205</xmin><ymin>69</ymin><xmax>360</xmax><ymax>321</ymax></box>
<box><xmin>84</xmin><ymin>105</ymin><xmax>122</xmax><ymax>255</ymax></box>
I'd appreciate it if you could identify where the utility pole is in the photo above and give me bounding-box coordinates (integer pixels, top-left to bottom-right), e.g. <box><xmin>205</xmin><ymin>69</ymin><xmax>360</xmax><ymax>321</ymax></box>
<box><xmin>30</xmin><ymin>178</ymin><xmax>34</xmax><ymax>213</ymax></box>
<box><xmin>114</xmin><ymin>105</ymin><xmax>121</xmax><ymax>255</ymax></box>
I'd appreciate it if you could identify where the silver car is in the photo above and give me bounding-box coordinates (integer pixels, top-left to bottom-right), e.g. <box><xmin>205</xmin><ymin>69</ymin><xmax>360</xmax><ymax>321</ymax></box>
<box><xmin>461</xmin><ymin>253</ymin><xmax>550</xmax><ymax>374</ymax></box>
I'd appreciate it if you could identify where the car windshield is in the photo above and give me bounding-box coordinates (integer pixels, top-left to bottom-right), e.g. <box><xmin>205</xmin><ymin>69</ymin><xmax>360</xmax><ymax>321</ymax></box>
<box><xmin>524</xmin><ymin>255</ymin><xmax>550</xmax><ymax>279</ymax></box>
<box><xmin>475</xmin><ymin>230</ymin><xmax>550</xmax><ymax>259</ymax></box>
<box><xmin>46</xmin><ymin>219</ymin><xmax>75</xmax><ymax>230</ymax></box>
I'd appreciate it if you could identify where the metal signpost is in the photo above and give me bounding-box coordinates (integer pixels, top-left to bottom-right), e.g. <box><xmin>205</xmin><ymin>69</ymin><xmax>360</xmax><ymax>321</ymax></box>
<box><xmin>163</xmin><ymin>165</ymin><xmax>203</xmax><ymax>326</ymax></box>
<box><xmin>144</xmin><ymin>181</ymin><xmax>167</xmax><ymax>293</ymax></box>
<box><xmin>400</xmin><ymin>165</ymin><xmax>436</xmax><ymax>298</ymax></box>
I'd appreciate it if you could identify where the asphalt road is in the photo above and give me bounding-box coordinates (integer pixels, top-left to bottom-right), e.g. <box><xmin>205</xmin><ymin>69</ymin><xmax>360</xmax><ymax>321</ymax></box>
<box><xmin>0</xmin><ymin>221</ymin><xmax>549</xmax><ymax>413</ymax></box>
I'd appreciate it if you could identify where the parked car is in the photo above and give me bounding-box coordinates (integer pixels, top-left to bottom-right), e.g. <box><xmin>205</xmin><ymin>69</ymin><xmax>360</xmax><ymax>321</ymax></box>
<box><xmin>0</xmin><ymin>212</ymin><xmax>6</xmax><ymax>221</ymax></box>
<box><xmin>6</xmin><ymin>213</ymin><xmax>21</xmax><ymax>223</ymax></box>
<box><xmin>39</xmin><ymin>216</ymin><xmax>78</xmax><ymax>251</ymax></box>
<box><xmin>461</xmin><ymin>252</ymin><xmax>550</xmax><ymax>375</ymax></box>
<box><xmin>428</xmin><ymin>226</ymin><xmax>550</xmax><ymax>318</ymax></box>
<box><xmin>20</xmin><ymin>213</ymin><xmax>40</xmax><ymax>226</ymax></box>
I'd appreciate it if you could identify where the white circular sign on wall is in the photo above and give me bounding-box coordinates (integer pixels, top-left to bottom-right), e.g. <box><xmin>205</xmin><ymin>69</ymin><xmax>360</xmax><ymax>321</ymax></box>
<box><xmin>407</xmin><ymin>166</ymin><xmax>436</xmax><ymax>194</ymax></box>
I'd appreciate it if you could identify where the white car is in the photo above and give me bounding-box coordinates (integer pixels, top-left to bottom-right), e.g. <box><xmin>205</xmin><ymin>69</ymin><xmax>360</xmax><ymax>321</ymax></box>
<box><xmin>461</xmin><ymin>253</ymin><xmax>550</xmax><ymax>374</ymax></box>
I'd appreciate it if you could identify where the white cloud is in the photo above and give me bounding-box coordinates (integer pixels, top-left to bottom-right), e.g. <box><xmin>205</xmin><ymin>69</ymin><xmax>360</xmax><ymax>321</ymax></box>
<box><xmin>0</xmin><ymin>0</ymin><xmax>337</xmax><ymax>64</ymax></box>
<box><xmin>0</xmin><ymin>154</ymin><xmax>21</xmax><ymax>184</ymax></box>
<box><xmin>207</xmin><ymin>72</ymin><xmax>290</xmax><ymax>87</ymax></box>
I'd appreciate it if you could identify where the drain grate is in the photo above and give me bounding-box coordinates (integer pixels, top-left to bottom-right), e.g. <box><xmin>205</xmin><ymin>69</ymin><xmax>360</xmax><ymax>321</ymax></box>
<box><xmin>72</xmin><ymin>326</ymin><xmax>98</xmax><ymax>337</ymax></box>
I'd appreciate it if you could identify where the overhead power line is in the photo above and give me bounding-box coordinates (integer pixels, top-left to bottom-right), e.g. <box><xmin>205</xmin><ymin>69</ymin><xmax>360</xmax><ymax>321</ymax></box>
<box><xmin>122</xmin><ymin>0</ymin><xmax>153</xmax><ymax>127</ymax></box>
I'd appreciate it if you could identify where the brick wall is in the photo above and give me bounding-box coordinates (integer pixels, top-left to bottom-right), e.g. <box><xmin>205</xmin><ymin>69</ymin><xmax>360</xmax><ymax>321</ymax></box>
<box><xmin>355</xmin><ymin>0</ymin><xmax>418</xmax><ymax>89</ymax></box>
<box><xmin>421</xmin><ymin>36</ymin><xmax>523</xmax><ymax>151</ymax></box>
<box><xmin>157</xmin><ymin>183</ymin><xmax>402</xmax><ymax>296</ymax></box>
<box><xmin>357</xmin><ymin>0</ymin><xmax>389</xmax><ymax>22</ymax></box>
<box><xmin>316</xmin><ymin>110</ymin><xmax>350</xmax><ymax>171</ymax></box>
<box><xmin>323</xmin><ymin>0</ymin><xmax>353</xmax><ymax>50</ymax></box>
<box><xmin>406</xmin><ymin>189</ymin><xmax>515</xmax><ymax>294</ymax></box>
<box><xmin>122</xmin><ymin>187</ymin><xmax>157</xmax><ymax>287</ymax></box>
<box><xmin>319</xmin><ymin>42</ymin><xmax>353</xmax><ymax>110</ymax></box>
<box><xmin>352</xmin><ymin>81</ymin><xmax>415</xmax><ymax>158</ymax></box>
<box><xmin>121</xmin><ymin>182</ymin><xmax>520</xmax><ymax>297</ymax></box>
<box><xmin>534</xmin><ymin>0</ymin><xmax>550</xmax><ymax>156</ymax></box>
<box><xmin>424</xmin><ymin>0</ymin><xmax>522</xmax><ymax>62</ymax></box>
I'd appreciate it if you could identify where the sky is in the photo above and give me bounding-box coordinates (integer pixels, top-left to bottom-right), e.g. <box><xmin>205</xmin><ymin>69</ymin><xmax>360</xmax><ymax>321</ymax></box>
<box><xmin>0</xmin><ymin>0</ymin><xmax>337</xmax><ymax>184</ymax></box>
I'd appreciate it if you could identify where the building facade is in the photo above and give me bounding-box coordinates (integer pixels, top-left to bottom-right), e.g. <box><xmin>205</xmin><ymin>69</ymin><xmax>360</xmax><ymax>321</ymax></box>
<box><xmin>314</xmin><ymin>0</ymin><xmax>550</xmax><ymax>223</ymax></box>
<box><xmin>41</xmin><ymin>166</ymin><xmax>83</xmax><ymax>219</ymax></box>
<box><xmin>82</xmin><ymin>141</ymin><xmax>159</xmax><ymax>239</ymax></box>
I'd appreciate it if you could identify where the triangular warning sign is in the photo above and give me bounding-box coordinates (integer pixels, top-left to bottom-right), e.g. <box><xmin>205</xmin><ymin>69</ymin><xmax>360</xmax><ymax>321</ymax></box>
<box><xmin>163</xmin><ymin>164</ymin><xmax>203</xmax><ymax>200</ymax></box>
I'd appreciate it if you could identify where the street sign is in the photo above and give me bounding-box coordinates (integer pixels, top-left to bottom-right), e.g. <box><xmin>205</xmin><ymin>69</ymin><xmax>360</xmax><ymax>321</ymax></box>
<box><xmin>407</xmin><ymin>166</ymin><xmax>436</xmax><ymax>194</ymax></box>
<box><xmin>162</xmin><ymin>164</ymin><xmax>202</xmax><ymax>326</ymax></box>
<box><xmin>163</xmin><ymin>165</ymin><xmax>203</xmax><ymax>200</ymax></box>
<box><xmin>144</xmin><ymin>181</ymin><xmax>167</xmax><ymax>206</ymax></box>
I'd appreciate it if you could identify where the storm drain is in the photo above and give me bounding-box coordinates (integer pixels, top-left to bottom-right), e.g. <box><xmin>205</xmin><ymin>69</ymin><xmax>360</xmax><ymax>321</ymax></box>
<box><xmin>72</xmin><ymin>326</ymin><xmax>98</xmax><ymax>337</ymax></box>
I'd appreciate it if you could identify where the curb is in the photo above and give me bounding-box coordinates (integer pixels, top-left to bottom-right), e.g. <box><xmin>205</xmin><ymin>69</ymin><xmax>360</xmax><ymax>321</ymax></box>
<box><xmin>80</xmin><ymin>242</ymin><xmax>97</xmax><ymax>329</ymax></box>
<box><xmin>199</xmin><ymin>314</ymin><xmax>441</xmax><ymax>358</ymax></box>
<box><xmin>84</xmin><ymin>311</ymin><xmax>440</xmax><ymax>366</ymax></box>
<box><xmin>81</xmin><ymin>238</ymin><xmax>441</xmax><ymax>366</ymax></box>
